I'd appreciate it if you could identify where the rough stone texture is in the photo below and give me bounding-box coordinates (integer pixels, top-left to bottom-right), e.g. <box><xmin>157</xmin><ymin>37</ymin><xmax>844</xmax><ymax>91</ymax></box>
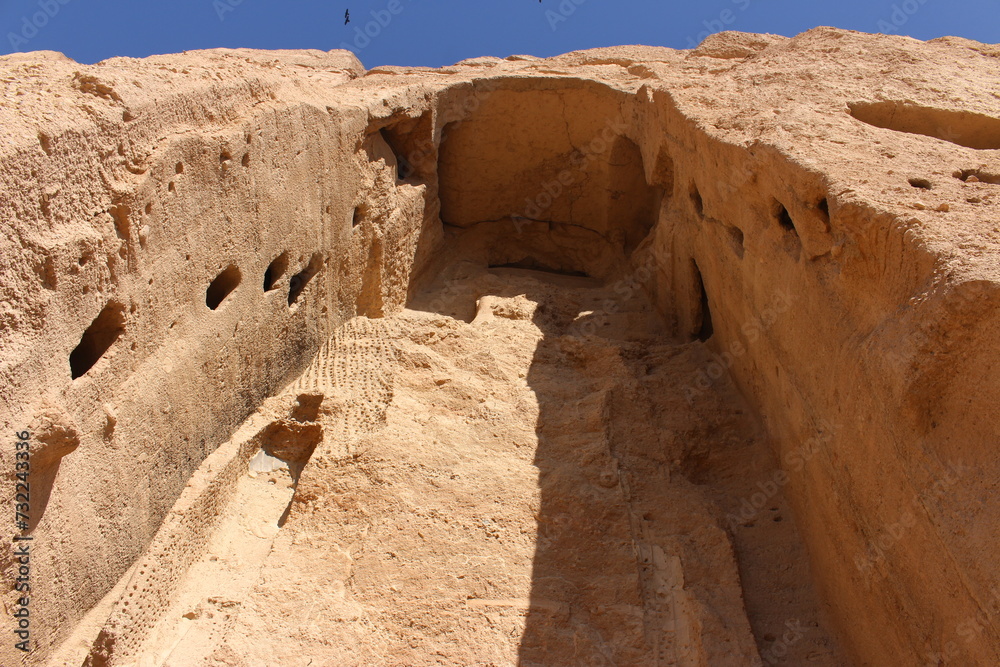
<box><xmin>0</xmin><ymin>27</ymin><xmax>998</xmax><ymax>666</ymax></box>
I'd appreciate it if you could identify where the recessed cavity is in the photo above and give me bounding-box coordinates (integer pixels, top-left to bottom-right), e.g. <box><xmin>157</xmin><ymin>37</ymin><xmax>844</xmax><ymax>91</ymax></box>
<box><xmin>263</xmin><ymin>252</ymin><xmax>289</xmax><ymax>292</ymax></box>
<box><xmin>817</xmin><ymin>197</ymin><xmax>830</xmax><ymax>225</ymax></box>
<box><xmin>70</xmin><ymin>301</ymin><xmax>126</xmax><ymax>379</ymax></box>
<box><xmin>396</xmin><ymin>156</ymin><xmax>412</xmax><ymax>180</ymax></box>
<box><xmin>726</xmin><ymin>225</ymin><xmax>745</xmax><ymax>258</ymax></box>
<box><xmin>848</xmin><ymin>101</ymin><xmax>1000</xmax><ymax>150</ymax></box>
<box><xmin>954</xmin><ymin>168</ymin><xmax>1000</xmax><ymax>184</ymax></box>
<box><xmin>692</xmin><ymin>261</ymin><xmax>714</xmax><ymax>342</ymax></box>
<box><xmin>379</xmin><ymin>117</ymin><xmax>435</xmax><ymax>181</ymax></box>
<box><xmin>489</xmin><ymin>260</ymin><xmax>590</xmax><ymax>278</ymax></box>
<box><xmin>372</xmin><ymin>128</ymin><xmax>410</xmax><ymax>181</ymax></box>
<box><xmin>772</xmin><ymin>200</ymin><xmax>802</xmax><ymax>260</ymax></box>
<box><xmin>110</xmin><ymin>203</ymin><xmax>131</xmax><ymax>241</ymax></box>
<box><xmin>690</xmin><ymin>182</ymin><xmax>704</xmax><ymax>216</ymax></box>
<box><xmin>206</xmin><ymin>265</ymin><xmax>241</xmax><ymax>310</ymax></box>
<box><xmin>288</xmin><ymin>253</ymin><xmax>323</xmax><ymax>306</ymax></box>
<box><xmin>773</xmin><ymin>200</ymin><xmax>798</xmax><ymax>236</ymax></box>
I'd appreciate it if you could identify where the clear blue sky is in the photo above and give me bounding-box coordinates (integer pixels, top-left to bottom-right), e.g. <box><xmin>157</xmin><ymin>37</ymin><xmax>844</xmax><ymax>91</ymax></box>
<box><xmin>2</xmin><ymin>0</ymin><xmax>998</xmax><ymax>68</ymax></box>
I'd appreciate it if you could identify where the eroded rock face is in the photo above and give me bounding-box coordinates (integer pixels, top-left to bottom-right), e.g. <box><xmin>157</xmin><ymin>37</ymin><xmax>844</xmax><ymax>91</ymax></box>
<box><xmin>2</xmin><ymin>28</ymin><xmax>1000</xmax><ymax>666</ymax></box>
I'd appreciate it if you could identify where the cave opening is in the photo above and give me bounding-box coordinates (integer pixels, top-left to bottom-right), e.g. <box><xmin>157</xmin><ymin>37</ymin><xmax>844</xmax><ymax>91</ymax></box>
<box><xmin>70</xmin><ymin>301</ymin><xmax>126</xmax><ymax>379</ymax></box>
<box><xmin>693</xmin><ymin>260</ymin><xmax>714</xmax><ymax>342</ymax></box>
<box><xmin>206</xmin><ymin>265</ymin><xmax>241</xmax><ymax>310</ymax></box>
<box><xmin>288</xmin><ymin>253</ymin><xmax>324</xmax><ymax>306</ymax></box>
<box><xmin>263</xmin><ymin>252</ymin><xmax>288</xmax><ymax>292</ymax></box>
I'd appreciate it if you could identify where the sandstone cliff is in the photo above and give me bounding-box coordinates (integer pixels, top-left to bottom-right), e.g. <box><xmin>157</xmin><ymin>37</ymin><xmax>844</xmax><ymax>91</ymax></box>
<box><xmin>1</xmin><ymin>28</ymin><xmax>999</xmax><ymax>666</ymax></box>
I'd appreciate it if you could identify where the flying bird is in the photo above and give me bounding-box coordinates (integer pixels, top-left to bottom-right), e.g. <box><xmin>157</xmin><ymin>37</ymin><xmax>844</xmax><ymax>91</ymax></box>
<box><xmin>345</xmin><ymin>9</ymin><xmax>350</xmax><ymax>24</ymax></box>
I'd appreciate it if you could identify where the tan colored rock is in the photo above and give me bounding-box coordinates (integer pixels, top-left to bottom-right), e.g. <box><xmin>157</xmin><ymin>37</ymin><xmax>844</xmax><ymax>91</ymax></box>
<box><xmin>27</xmin><ymin>403</ymin><xmax>79</xmax><ymax>472</ymax></box>
<box><xmin>0</xmin><ymin>27</ymin><xmax>997</xmax><ymax>667</ymax></box>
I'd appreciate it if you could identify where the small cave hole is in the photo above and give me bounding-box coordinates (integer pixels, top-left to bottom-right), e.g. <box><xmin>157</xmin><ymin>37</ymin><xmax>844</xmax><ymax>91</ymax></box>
<box><xmin>690</xmin><ymin>182</ymin><xmax>704</xmax><ymax>216</ymax></box>
<box><xmin>70</xmin><ymin>301</ymin><xmax>126</xmax><ymax>379</ymax></box>
<box><xmin>206</xmin><ymin>265</ymin><xmax>241</xmax><ymax>310</ymax></box>
<box><xmin>263</xmin><ymin>252</ymin><xmax>289</xmax><ymax>292</ymax></box>
<box><xmin>726</xmin><ymin>225</ymin><xmax>745</xmax><ymax>259</ymax></box>
<box><xmin>908</xmin><ymin>177</ymin><xmax>932</xmax><ymax>190</ymax></box>
<box><xmin>241</xmin><ymin>152</ymin><xmax>250</xmax><ymax>168</ymax></box>
<box><xmin>288</xmin><ymin>253</ymin><xmax>324</xmax><ymax>306</ymax></box>
<box><xmin>220</xmin><ymin>149</ymin><xmax>232</xmax><ymax>163</ymax></box>
<box><xmin>773</xmin><ymin>200</ymin><xmax>798</xmax><ymax>236</ymax></box>
<box><xmin>352</xmin><ymin>206</ymin><xmax>364</xmax><ymax>229</ymax></box>
<box><xmin>175</xmin><ymin>162</ymin><xmax>184</xmax><ymax>174</ymax></box>
<box><xmin>144</xmin><ymin>202</ymin><xmax>152</xmax><ymax>215</ymax></box>
<box><xmin>778</xmin><ymin>206</ymin><xmax>794</xmax><ymax>232</ymax></box>
<box><xmin>817</xmin><ymin>197</ymin><xmax>830</xmax><ymax>224</ymax></box>
<box><xmin>692</xmin><ymin>261</ymin><xmax>714</xmax><ymax>343</ymax></box>
<box><xmin>168</xmin><ymin>182</ymin><xmax>175</xmax><ymax>192</ymax></box>
<box><xmin>697</xmin><ymin>290</ymin><xmax>714</xmax><ymax>342</ymax></box>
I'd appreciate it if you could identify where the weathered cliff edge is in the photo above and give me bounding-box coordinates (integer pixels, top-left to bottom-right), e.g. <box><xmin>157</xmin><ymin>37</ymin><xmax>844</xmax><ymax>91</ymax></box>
<box><xmin>1</xmin><ymin>28</ymin><xmax>1000</xmax><ymax>666</ymax></box>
